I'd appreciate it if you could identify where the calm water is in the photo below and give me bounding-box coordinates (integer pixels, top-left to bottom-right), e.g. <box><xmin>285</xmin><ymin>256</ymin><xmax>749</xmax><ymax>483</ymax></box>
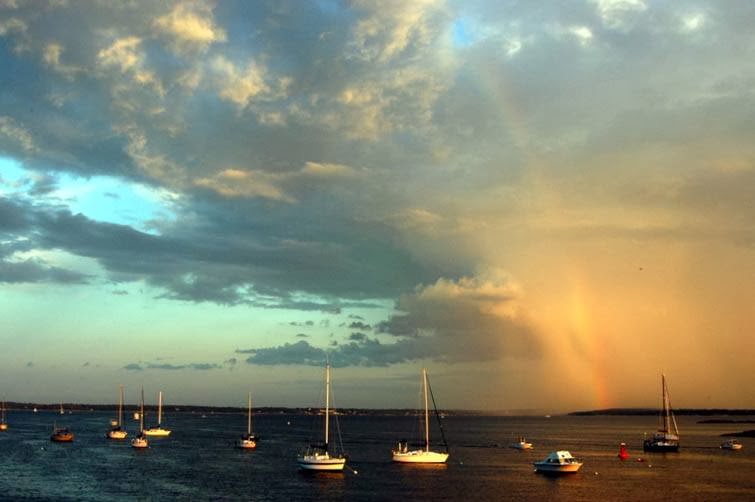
<box><xmin>0</xmin><ymin>411</ymin><xmax>753</xmax><ymax>501</ymax></box>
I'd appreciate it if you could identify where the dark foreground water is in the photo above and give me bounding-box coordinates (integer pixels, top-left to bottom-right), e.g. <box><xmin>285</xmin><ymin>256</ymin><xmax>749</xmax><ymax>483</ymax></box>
<box><xmin>0</xmin><ymin>411</ymin><xmax>753</xmax><ymax>501</ymax></box>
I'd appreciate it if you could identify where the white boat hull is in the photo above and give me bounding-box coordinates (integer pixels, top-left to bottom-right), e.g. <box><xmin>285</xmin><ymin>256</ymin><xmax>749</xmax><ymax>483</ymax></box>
<box><xmin>297</xmin><ymin>454</ymin><xmax>346</xmax><ymax>471</ymax></box>
<box><xmin>131</xmin><ymin>436</ymin><xmax>148</xmax><ymax>448</ymax></box>
<box><xmin>392</xmin><ymin>450</ymin><xmax>449</xmax><ymax>463</ymax></box>
<box><xmin>510</xmin><ymin>442</ymin><xmax>533</xmax><ymax>450</ymax></box>
<box><xmin>107</xmin><ymin>429</ymin><xmax>128</xmax><ymax>440</ymax></box>
<box><xmin>533</xmin><ymin>462</ymin><xmax>583</xmax><ymax>473</ymax></box>
<box><xmin>144</xmin><ymin>427</ymin><xmax>171</xmax><ymax>437</ymax></box>
<box><xmin>236</xmin><ymin>438</ymin><xmax>257</xmax><ymax>449</ymax></box>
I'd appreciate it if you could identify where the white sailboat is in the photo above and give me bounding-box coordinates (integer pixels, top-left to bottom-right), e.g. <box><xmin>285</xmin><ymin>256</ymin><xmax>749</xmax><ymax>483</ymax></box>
<box><xmin>131</xmin><ymin>387</ymin><xmax>148</xmax><ymax>449</ymax></box>
<box><xmin>297</xmin><ymin>363</ymin><xmax>347</xmax><ymax>471</ymax></box>
<box><xmin>392</xmin><ymin>368</ymin><xmax>449</xmax><ymax>464</ymax></box>
<box><xmin>59</xmin><ymin>402</ymin><xmax>65</xmax><ymax>415</ymax></box>
<box><xmin>106</xmin><ymin>385</ymin><xmax>128</xmax><ymax>440</ymax></box>
<box><xmin>0</xmin><ymin>400</ymin><xmax>8</xmax><ymax>431</ymax></box>
<box><xmin>236</xmin><ymin>392</ymin><xmax>258</xmax><ymax>449</ymax></box>
<box><xmin>643</xmin><ymin>374</ymin><xmax>680</xmax><ymax>452</ymax></box>
<box><xmin>144</xmin><ymin>391</ymin><xmax>171</xmax><ymax>437</ymax></box>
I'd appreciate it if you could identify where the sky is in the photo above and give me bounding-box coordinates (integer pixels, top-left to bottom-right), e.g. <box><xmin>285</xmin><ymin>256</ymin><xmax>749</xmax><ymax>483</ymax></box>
<box><xmin>1</xmin><ymin>0</ymin><xmax>754</xmax><ymax>413</ymax></box>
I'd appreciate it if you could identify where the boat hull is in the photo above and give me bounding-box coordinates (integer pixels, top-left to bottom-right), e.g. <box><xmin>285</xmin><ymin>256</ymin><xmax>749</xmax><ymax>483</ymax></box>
<box><xmin>107</xmin><ymin>429</ymin><xmax>128</xmax><ymax>440</ymax></box>
<box><xmin>533</xmin><ymin>462</ymin><xmax>583</xmax><ymax>473</ymax></box>
<box><xmin>510</xmin><ymin>442</ymin><xmax>533</xmax><ymax>450</ymax></box>
<box><xmin>0</xmin><ymin>423</ymin><xmax>8</xmax><ymax>431</ymax></box>
<box><xmin>297</xmin><ymin>454</ymin><xmax>346</xmax><ymax>471</ymax></box>
<box><xmin>51</xmin><ymin>433</ymin><xmax>74</xmax><ymax>442</ymax></box>
<box><xmin>144</xmin><ymin>428</ymin><xmax>171</xmax><ymax>437</ymax></box>
<box><xmin>392</xmin><ymin>450</ymin><xmax>449</xmax><ymax>463</ymax></box>
<box><xmin>643</xmin><ymin>440</ymin><xmax>679</xmax><ymax>452</ymax></box>
<box><xmin>131</xmin><ymin>437</ymin><xmax>149</xmax><ymax>448</ymax></box>
<box><xmin>236</xmin><ymin>438</ymin><xmax>257</xmax><ymax>449</ymax></box>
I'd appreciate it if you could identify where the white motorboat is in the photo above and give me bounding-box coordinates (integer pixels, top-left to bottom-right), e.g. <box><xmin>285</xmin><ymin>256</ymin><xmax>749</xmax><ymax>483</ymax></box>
<box><xmin>392</xmin><ymin>368</ymin><xmax>449</xmax><ymax>464</ymax></box>
<box><xmin>533</xmin><ymin>451</ymin><xmax>583</xmax><ymax>473</ymax></box>
<box><xmin>236</xmin><ymin>392</ymin><xmax>258</xmax><ymax>449</ymax></box>
<box><xmin>106</xmin><ymin>384</ymin><xmax>128</xmax><ymax>440</ymax></box>
<box><xmin>720</xmin><ymin>439</ymin><xmax>743</xmax><ymax>450</ymax></box>
<box><xmin>144</xmin><ymin>391</ymin><xmax>171</xmax><ymax>437</ymax></box>
<box><xmin>131</xmin><ymin>387</ymin><xmax>149</xmax><ymax>449</ymax></box>
<box><xmin>509</xmin><ymin>437</ymin><xmax>533</xmax><ymax>450</ymax></box>
<box><xmin>643</xmin><ymin>374</ymin><xmax>680</xmax><ymax>452</ymax></box>
<box><xmin>297</xmin><ymin>363</ymin><xmax>346</xmax><ymax>471</ymax></box>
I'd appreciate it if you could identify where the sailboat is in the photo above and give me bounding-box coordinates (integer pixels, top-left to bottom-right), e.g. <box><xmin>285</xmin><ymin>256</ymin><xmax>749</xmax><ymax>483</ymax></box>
<box><xmin>297</xmin><ymin>362</ymin><xmax>347</xmax><ymax>471</ymax></box>
<box><xmin>131</xmin><ymin>387</ymin><xmax>148</xmax><ymax>449</ymax></box>
<box><xmin>236</xmin><ymin>392</ymin><xmax>258</xmax><ymax>449</ymax></box>
<box><xmin>643</xmin><ymin>374</ymin><xmax>680</xmax><ymax>452</ymax></box>
<box><xmin>106</xmin><ymin>385</ymin><xmax>128</xmax><ymax>440</ymax></box>
<box><xmin>59</xmin><ymin>402</ymin><xmax>65</xmax><ymax>415</ymax></box>
<box><xmin>0</xmin><ymin>400</ymin><xmax>8</xmax><ymax>431</ymax></box>
<box><xmin>392</xmin><ymin>368</ymin><xmax>449</xmax><ymax>463</ymax></box>
<box><xmin>144</xmin><ymin>391</ymin><xmax>171</xmax><ymax>437</ymax></box>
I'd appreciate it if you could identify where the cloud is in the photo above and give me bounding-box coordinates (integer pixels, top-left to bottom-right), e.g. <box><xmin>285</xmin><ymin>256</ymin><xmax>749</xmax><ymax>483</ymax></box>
<box><xmin>244</xmin><ymin>272</ymin><xmax>541</xmax><ymax>367</ymax></box>
<box><xmin>122</xmin><ymin>361</ymin><xmax>221</xmax><ymax>371</ymax></box>
<box><xmin>153</xmin><ymin>2</ymin><xmax>227</xmax><ymax>55</ymax></box>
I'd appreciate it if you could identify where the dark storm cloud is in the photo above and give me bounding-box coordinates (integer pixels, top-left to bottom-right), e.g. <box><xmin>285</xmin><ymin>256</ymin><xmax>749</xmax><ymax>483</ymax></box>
<box><xmin>122</xmin><ymin>361</ymin><xmax>221</xmax><ymax>371</ymax></box>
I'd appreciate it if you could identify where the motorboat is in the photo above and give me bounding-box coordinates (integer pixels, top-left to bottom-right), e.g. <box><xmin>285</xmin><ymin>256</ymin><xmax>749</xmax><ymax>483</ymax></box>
<box><xmin>720</xmin><ymin>439</ymin><xmax>743</xmax><ymax>450</ymax></box>
<box><xmin>533</xmin><ymin>451</ymin><xmax>583</xmax><ymax>473</ymax></box>
<box><xmin>391</xmin><ymin>368</ymin><xmax>449</xmax><ymax>464</ymax></box>
<box><xmin>643</xmin><ymin>374</ymin><xmax>680</xmax><ymax>452</ymax></box>
<box><xmin>297</xmin><ymin>363</ymin><xmax>347</xmax><ymax>471</ymax></box>
<box><xmin>509</xmin><ymin>437</ymin><xmax>533</xmax><ymax>450</ymax></box>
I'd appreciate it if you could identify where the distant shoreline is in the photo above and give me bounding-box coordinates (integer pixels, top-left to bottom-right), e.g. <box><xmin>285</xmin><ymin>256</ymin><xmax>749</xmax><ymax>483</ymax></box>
<box><xmin>570</xmin><ymin>408</ymin><xmax>755</xmax><ymax>417</ymax></box>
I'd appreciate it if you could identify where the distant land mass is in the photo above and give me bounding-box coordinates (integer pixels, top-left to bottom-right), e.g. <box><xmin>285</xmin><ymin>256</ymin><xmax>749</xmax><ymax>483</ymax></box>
<box><xmin>1</xmin><ymin>402</ymin><xmax>486</xmax><ymax>417</ymax></box>
<box><xmin>570</xmin><ymin>408</ymin><xmax>755</xmax><ymax>417</ymax></box>
<box><xmin>720</xmin><ymin>430</ymin><xmax>755</xmax><ymax>438</ymax></box>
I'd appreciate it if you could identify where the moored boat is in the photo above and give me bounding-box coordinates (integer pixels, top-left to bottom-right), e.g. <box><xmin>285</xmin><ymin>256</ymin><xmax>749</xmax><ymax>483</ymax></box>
<box><xmin>720</xmin><ymin>439</ymin><xmax>743</xmax><ymax>450</ymax></box>
<box><xmin>510</xmin><ymin>437</ymin><xmax>533</xmax><ymax>450</ymax></box>
<box><xmin>236</xmin><ymin>392</ymin><xmax>258</xmax><ymax>449</ymax></box>
<box><xmin>0</xmin><ymin>400</ymin><xmax>8</xmax><ymax>431</ymax></box>
<box><xmin>643</xmin><ymin>374</ymin><xmax>680</xmax><ymax>452</ymax></box>
<box><xmin>297</xmin><ymin>362</ymin><xmax>347</xmax><ymax>471</ymax></box>
<box><xmin>144</xmin><ymin>391</ymin><xmax>171</xmax><ymax>437</ymax></box>
<box><xmin>51</xmin><ymin>424</ymin><xmax>74</xmax><ymax>442</ymax></box>
<box><xmin>533</xmin><ymin>450</ymin><xmax>583</xmax><ymax>473</ymax></box>
<box><xmin>106</xmin><ymin>384</ymin><xmax>128</xmax><ymax>440</ymax></box>
<box><xmin>392</xmin><ymin>368</ymin><xmax>449</xmax><ymax>464</ymax></box>
<box><xmin>131</xmin><ymin>387</ymin><xmax>149</xmax><ymax>449</ymax></box>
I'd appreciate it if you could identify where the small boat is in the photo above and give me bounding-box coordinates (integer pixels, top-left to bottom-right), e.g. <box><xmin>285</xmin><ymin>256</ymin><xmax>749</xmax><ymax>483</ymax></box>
<box><xmin>59</xmin><ymin>402</ymin><xmax>65</xmax><ymax>415</ymax></box>
<box><xmin>297</xmin><ymin>362</ymin><xmax>347</xmax><ymax>471</ymax></box>
<box><xmin>51</xmin><ymin>423</ymin><xmax>74</xmax><ymax>442</ymax></box>
<box><xmin>392</xmin><ymin>368</ymin><xmax>449</xmax><ymax>464</ymax></box>
<box><xmin>144</xmin><ymin>391</ymin><xmax>171</xmax><ymax>437</ymax></box>
<box><xmin>720</xmin><ymin>439</ymin><xmax>743</xmax><ymax>450</ymax></box>
<box><xmin>510</xmin><ymin>436</ymin><xmax>533</xmax><ymax>450</ymax></box>
<box><xmin>643</xmin><ymin>374</ymin><xmax>680</xmax><ymax>452</ymax></box>
<box><xmin>106</xmin><ymin>384</ymin><xmax>128</xmax><ymax>440</ymax></box>
<box><xmin>618</xmin><ymin>442</ymin><xmax>629</xmax><ymax>460</ymax></box>
<box><xmin>0</xmin><ymin>400</ymin><xmax>8</xmax><ymax>431</ymax></box>
<box><xmin>236</xmin><ymin>392</ymin><xmax>258</xmax><ymax>449</ymax></box>
<box><xmin>533</xmin><ymin>451</ymin><xmax>583</xmax><ymax>474</ymax></box>
<box><xmin>131</xmin><ymin>387</ymin><xmax>148</xmax><ymax>449</ymax></box>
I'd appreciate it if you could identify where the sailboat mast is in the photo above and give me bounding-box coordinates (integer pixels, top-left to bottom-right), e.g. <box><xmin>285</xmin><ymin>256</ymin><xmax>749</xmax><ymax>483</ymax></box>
<box><xmin>158</xmin><ymin>391</ymin><xmax>163</xmax><ymax>426</ymax></box>
<box><xmin>423</xmin><ymin>368</ymin><xmax>430</xmax><ymax>452</ymax></box>
<box><xmin>118</xmin><ymin>385</ymin><xmax>124</xmax><ymax>427</ymax></box>
<box><xmin>325</xmin><ymin>363</ymin><xmax>330</xmax><ymax>449</ymax></box>
<box><xmin>662</xmin><ymin>374</ymin><xmax>670</xmax><ymax>433</ymax></box>
<box><xmin>139</xmin><ymin>387</ymin><xmax>145</xmax><ymax>433</ymax></box>
<box><xmin>247</xmin><ymin>392</ymin><xmax>252</xmax><ymax>435</ymax></box>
